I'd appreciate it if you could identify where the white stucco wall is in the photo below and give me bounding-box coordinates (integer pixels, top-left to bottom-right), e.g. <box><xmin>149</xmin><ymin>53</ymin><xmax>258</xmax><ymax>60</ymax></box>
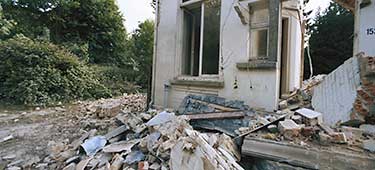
<box><xmin>312</xmin><ymin>57</ymin><xmax>361</xmax><ymax>125</ymax></box>
<box><xmin>357</xmin><ymin>1</ymin><xmax>375</xmax><ymax>56</ymax></box>
<box><xmin>153</xmin><ymin>0</ymin><xmax>302</xmax><ymax>111</ymax></box>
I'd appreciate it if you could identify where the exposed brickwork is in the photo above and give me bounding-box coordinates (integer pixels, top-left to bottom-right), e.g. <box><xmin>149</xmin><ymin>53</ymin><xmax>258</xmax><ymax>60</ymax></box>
<box><xmin>351</xmin><ymin>55</ymin><xmax>375</xmax><ymax>124</ymax></box>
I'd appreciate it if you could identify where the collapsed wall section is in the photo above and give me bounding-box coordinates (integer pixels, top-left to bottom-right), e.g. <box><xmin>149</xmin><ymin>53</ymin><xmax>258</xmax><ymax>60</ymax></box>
<box><xmin>312</xmin><ymin>54</ymin><xmax>375</xmax><ymax>125</ymax></box>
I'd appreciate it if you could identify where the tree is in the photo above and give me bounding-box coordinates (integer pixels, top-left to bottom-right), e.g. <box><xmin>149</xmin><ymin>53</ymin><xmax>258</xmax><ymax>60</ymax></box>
<box><xmin>0</xmin><ymin>4</ymin><xmax>16</xmax><ymax>39</ymax></box>
<box><xmin>128</xmin><ymin>20</ymin><xmax>155</xmax><ymax>89</ymax></box>
<box><xmin>2</xmin><ymin>0</ymin><xmax>129</xmax><ymax>65</ymax></box>
<box><xmin>305</xmin><ymin>2</ymin><xmax>354</xmax><ymax>77</ymax></box>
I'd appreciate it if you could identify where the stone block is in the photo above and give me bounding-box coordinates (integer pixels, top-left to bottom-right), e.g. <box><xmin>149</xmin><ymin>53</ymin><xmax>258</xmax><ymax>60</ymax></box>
<box><xmin>340</xmin><ymin>126</ymin><xmax>363</xmax><ymax>141</ymax></box>
<box><xmin>278</xmin><ymin>120</ymin><xmax>301</xmax><ymax>139</ymax></box>
<box><xmin>296</xmin><ymin>108</ymin><xmax>323</xmax><ymax>126</ymax></box>
<box><xmin>363</xmin><ymin>140</ymin><xmax>375</xmax><ymax>153</ymax></box>
<box><xmin>360</xmin><ymin>124</ymin><xmax>375</xmax><ymax>136</ymax></box>
<box><xmin>330</xmin><ymin>133</ymin><xmax>348</xmax><ymax>144</ymax></box>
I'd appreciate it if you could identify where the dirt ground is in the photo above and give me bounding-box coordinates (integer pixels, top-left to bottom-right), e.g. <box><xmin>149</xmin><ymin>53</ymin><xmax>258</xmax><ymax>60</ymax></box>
<box><xmin>0</xmin><ymin>95</ymin><xmax>146</xmax><ymax>170</ymax></box>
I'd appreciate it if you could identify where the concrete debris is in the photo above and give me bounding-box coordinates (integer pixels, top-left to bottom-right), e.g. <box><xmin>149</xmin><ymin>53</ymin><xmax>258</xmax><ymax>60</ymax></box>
<box><xmin>47</xmin><ymin>109</ymin><xmax>243</xmax><ymax>170</ymax></box>
<box><xmin>81</xmin><ymin>94</ymin><xmax>147</xmax><ymax>118</ymax></box>
<box><xmin>363</xmin><ymin>140</ymin><xmax>375</xmax><ymax>153</ymax></box>
<box><xmin>278</xmin><ymin>119</ymin><xmax>301</xmax><ymax>139</ymax></box>
<box><xmin>81</xmin><ymin>136</ymin><xmax>107</xmax><ymax>157</ymax></box>
<box><xmin>296</xmin><ymin>108</ymin><xmax>323</xmax><ymax>126</ymax></box>
<box><xmin>0</xmin><ymin>135</ymin><xmax>14</xmax><ymax>143</ymax></box>
<box><xmin>145</xmin><ymin>111</ymin><xmax>174</xmax><ymax>126</ymax></box>
<box><xmin>102</xmin><ymin>139</ymin><xmax>140</xmax><ymax>153</ymax></box>
<box><xmin>360</xmin><ymin>124</ymin><xmax>375</xmax><ymax>136</ymax></box>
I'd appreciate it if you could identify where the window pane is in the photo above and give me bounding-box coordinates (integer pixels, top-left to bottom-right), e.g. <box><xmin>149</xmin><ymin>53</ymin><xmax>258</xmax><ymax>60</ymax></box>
<box><xmin>182</xmin><ymin>7</ymin><xmax>201</xmax><ymax>76</ymax></box>
<box><xmin>202</xmin><ymin>0</ymin><xmax>221</xmax><ymax>75</ymax></box>
<box><xmin>252</xmin><ymin>29</ymin><xmax>268</xmax><ymax>58</ymax></box>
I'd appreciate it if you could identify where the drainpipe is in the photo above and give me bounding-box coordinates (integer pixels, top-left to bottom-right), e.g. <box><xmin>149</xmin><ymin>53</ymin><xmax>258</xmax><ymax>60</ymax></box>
<box><xmin>163</xmin><ymin>82</ymin><xmax>171</xmax><ymax>108</ymax></box>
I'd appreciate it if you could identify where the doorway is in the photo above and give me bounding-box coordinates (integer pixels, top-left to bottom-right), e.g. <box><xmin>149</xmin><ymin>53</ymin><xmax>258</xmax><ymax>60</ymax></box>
<box><xmin>280</xmin><ymin>18</ymin><xmax>290</xmax><ymax>98</ymax></box>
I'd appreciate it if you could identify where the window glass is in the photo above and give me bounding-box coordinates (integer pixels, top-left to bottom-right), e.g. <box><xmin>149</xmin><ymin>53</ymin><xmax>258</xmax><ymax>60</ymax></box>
<box><xmin>251</xmin><ymin>29</ymin><xmax>268</xmax><ymax>58</ymax></box>
<box><xmin>202</xmin><ymin>0</ymin><xmax>221</xmax><ymax>75</ymax></box>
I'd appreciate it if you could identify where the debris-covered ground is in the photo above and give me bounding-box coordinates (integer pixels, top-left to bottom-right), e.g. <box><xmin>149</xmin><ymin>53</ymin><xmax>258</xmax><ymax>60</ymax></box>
<box><xmin>0</xmin><ymin>94</ymin><xmax>146</xmax><ymax>170</ymax></box>
<box><xmin>1</xmin><ymin>73</ymin><xmax>375</xmax><ymax>170</ymax></box>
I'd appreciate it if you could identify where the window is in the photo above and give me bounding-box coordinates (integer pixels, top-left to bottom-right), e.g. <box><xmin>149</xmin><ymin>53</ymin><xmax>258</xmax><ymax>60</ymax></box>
<box><xmin>251</xmin><ymin>29</ymin><xmax>268</xmax><ymax>58</ymax></box>
<box><xmin>181</xmin><ymin>0</ymin><xmax>221</xmax><ymax>76</ymax></box>
<box><xmin>249</xmin><ymin>2</ymin><xmax>269</xmax><ymax>59</ymax></box>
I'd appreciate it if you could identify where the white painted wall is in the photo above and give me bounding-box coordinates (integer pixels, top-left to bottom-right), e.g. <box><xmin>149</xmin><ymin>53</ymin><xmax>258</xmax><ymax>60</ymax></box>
<box><xmin>357</xmin><ymin>1</ymin><xmax>375</xmax><ymax>56</ymax></box>
<box><xmin>153</xmin><ymin>0</ymin><xmax>302</xmax><ymax>111</ymax></box>
<box><xmin>312</xmin><ymin>57</ymin><xmax>361</xmax><ymax>125</ymax></box>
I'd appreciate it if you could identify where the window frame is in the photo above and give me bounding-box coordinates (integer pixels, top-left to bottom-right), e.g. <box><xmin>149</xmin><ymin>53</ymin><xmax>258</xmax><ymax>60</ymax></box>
<box><xmin>250</xmin><ymin>26</ymin><xmax>269</xmax><ymax>59</ymax></box>
<box><xmin>181</xmin><ymin>0</ymin><xmax>221</xmax><ymax>77</ymax></box>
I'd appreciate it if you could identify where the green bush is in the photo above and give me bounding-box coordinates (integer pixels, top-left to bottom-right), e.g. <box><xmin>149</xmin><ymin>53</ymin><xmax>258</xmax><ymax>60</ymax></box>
<box><xmin>0</xmin><ymin>35</ymin><xmax>111</xmax><ymax>105</ymax></box>
<box><xmin>90</xmin><ymin>65</ymin><xmax>141</xmax><ymax>96</ymax></box>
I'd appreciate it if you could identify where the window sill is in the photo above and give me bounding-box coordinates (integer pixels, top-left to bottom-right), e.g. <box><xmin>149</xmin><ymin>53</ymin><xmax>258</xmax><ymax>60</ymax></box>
<box><xmin>170</xmin><ymin>76</ymin><xmax>224</xmax><ymax>88</ymax></box>
<box><xmin>236</xmin><ymin>60</ymin><xmax>276</xmax><ymax>70</ymax></box>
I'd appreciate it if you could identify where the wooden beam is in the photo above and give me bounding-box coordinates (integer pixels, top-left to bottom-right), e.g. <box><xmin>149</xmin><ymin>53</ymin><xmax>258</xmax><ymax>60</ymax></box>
<box><xmin>189</xmin><ymin>99</ymin><xmax>240</xmax><ymax>112</ymax></box>
<box><xmin>184</xmin><ymin>111</ymin><xmax>246</xmax><ymax>120</ymax></box>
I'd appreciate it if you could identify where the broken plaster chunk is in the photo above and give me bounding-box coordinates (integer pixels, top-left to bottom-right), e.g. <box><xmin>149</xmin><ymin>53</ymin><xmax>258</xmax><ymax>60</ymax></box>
<box><xmin>124</xmin><ymin>150</ymin><xmax>145</xmax><ymax>165</ymax></box>
<box><xmin>278</xmin><ymin>119</ymin><xmax>301</xmax><ymax>138</ymax></box>
<box><xmin>145</xmin><ymin>111</ymin><xmax>175</xmax><ymax>127</ymax></box>
<box><xmin>102</xmin><ymin>139</ymin><xmax>140</xmax><ymax>153</ymax></box>
<box><xmin>296</xmin><ymin>108</ymin><xmax>323</xmax><ymax>126</ymax></box>
<box><xmin>81</xmin><ymin>136</ymin><xmax>107</xmax><ymax>157</ymax></box>
<box><xmin>360</xmin><ymin>124</ymin><xmax>375</xmax><ymax>136</ymax></box>
<box><xmin>363</xmin><ymin>139</ymin><xmax>375</xmax><ymax>153</ymax></box>
<box><xmin>341</xmin><ymin>126</ymin><xmax>363</xmax><ymax>141</ymax></box>
<box><xmin>104</xmin><ymin>125</ymin><xmax>129</xmax><ymax>140</ymax></box>
<box><xmin>279</xmin><ymin>100</ymin><xmax>288</xmax><ymax>110</ymax></box>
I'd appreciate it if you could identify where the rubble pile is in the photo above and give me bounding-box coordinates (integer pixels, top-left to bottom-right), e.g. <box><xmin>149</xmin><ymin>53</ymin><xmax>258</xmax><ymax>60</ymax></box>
<box><xmin>47</xmin><ymin>110</ymin><xmax>243</xmax><ymax>170</ymax></box>
<box><xmin>278</xmin><ymin>75</ymin><xmax>326</xmax><ymax>111</ymax></box>
<box><xmin>80</xmin><ymin>94</ymin><xmax>147</xmax><ymax>118</ymax></box>
<box><xmin>242</xmin><ymin>107</ymin><xmax>375</xmax><ymax>152</ymax></box>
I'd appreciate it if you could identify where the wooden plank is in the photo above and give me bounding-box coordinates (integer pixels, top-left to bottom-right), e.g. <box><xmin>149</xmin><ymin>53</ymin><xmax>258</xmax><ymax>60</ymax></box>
<box><xmin>235</xmin><ymin>113</ymin><xmax>289</xmax><ymax>139</ymax></box>
<box><xmin>184</xmin><ymin>111</ymin><xmax>245</xmax><ymax>120</ymax></box>
<box><xmin>242</xmin><ymin>138</ymin><xmax>375</xmax><ymax>170</ymax></box>
<box><xmin>189</xmin><ymin>99</ymin><xmax>239</xmax><ymax>112</ymax></box>
<box><xmin>318</xmin><ymin>123</ymin><xmax>336</xmax><ymax>136</ymax></box>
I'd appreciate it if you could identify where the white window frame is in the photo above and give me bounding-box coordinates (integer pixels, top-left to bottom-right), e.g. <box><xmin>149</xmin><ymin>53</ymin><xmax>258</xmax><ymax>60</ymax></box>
<box><xmin>181</xmin><ymin>0</ymin><xmax>220</xmax><ymax>77</ymax></box>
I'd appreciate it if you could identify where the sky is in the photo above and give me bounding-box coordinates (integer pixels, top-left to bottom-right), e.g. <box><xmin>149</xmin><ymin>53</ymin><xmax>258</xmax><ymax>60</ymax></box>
<box><xmin>117</xmin><ymin>0</ymin><xmax>154</xmax><ymax>32</ymax></box>
<box><xmin>118</xmin><ymin>0</ymin><xmax>332</xmax><ymax>32</ymax></box>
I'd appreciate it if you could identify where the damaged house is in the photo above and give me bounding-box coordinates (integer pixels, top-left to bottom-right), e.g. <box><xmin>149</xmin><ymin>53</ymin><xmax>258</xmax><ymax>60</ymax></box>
<box><xmin>151</xmin><ymin>0</ymin><xmax>303</xmax><ymax>111</ymax></box>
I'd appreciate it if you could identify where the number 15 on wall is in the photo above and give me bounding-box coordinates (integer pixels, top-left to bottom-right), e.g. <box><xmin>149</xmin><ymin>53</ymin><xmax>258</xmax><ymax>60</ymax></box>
<box><xmin>367</xmin><ymin>28</ymin><xmax>375</xmax><ymax>35</ymax></box>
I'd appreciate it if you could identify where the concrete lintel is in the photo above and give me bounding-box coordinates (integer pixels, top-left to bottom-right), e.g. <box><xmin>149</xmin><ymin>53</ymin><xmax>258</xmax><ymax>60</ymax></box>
<box><xmin>242</xmin><ymin>138</ymin><xmax>375</xmax><ymax>170</ymax></box>
<box><xmin>236</xmin><ymin>60</ymin><xmax>276</xmax><ymax>70</ymax></box>
<box><xmin>170</xmin><ymin>78</ymin><xmax>224</xmax><ymax>88</ymax></box>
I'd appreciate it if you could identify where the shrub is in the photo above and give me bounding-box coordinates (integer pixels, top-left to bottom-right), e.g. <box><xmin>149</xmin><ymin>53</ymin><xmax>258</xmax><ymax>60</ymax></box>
<box><xmin>0</xmin><ymin>35</ymin><xmax>111</xmax><ymax>105</ymax></box>
<box><xmin>90</xmin><ymin>65</ymin><xmax>141</xmax><ymax>96</ymax></box>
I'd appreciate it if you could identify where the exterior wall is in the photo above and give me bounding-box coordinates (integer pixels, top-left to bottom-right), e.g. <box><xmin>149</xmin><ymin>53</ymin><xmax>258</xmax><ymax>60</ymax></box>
<box><xmin>152</xmin><ymin>0</ymin><xmax>302</xmax><ymax>111</ymax></box>
<box><xmin>357</xmin><ymin>0</ymin><xmax>375</xmax><ymax>56</ymax></box>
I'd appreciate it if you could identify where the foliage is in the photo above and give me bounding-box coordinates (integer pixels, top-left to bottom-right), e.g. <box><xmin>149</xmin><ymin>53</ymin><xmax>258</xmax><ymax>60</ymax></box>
<box><xmin>128</xmin><ymin>20</ymin><xmax>155</xmax><ymax>89</ymax></box>
<box><xmin>304</xmin><ymin>2</ymin><xmax>354</xmax><ymax>77</ymax></box>
<box><xmin>0</xmin><ymin>4</ymin><xmax>16</xmax><ymax>39</ymax></box>
<box><xmin>0</xmin><ymin>35</ymin><xmax>111</xmax><ymax>105</ymax></box>
<box><xmin>90</xmin><ymin>65</ymin><xmax>141</xmax><ymax>96</ymax></box>
<box><xmin>2</xmin><ymin>0</ymin><xmax>129</xmax><ymax>65</ymax></box>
